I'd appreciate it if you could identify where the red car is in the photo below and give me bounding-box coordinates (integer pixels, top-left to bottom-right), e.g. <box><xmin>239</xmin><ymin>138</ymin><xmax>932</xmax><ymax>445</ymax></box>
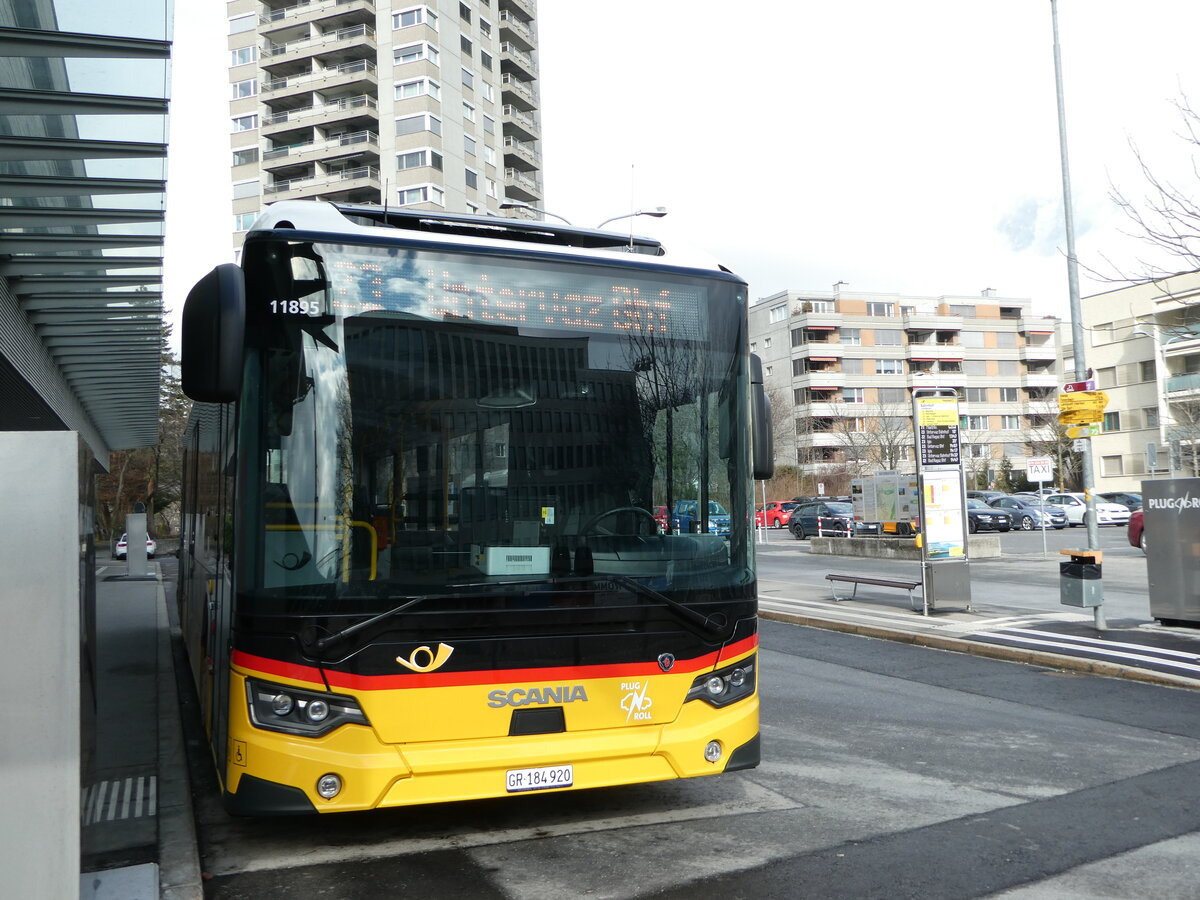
<box><xmin>1127</xmin><ymin>509</ymin><xmax>1145</xmax><ymax>554</ymax></box>
<box><xmin>756</xmin><ymin>500</ymin><xmax>797</xmax><ymax>529</ymax></box>
<box><xmin>653</xmin><ymin>506</ymin><xmax>669</xmax><ymax>532</ymax></box>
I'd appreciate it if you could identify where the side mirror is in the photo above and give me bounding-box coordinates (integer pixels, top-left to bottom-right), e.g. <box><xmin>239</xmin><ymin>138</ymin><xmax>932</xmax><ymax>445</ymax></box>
<box><xmin>182</xmin><ymin>264</ymin><xmax>246</xmax><ymax>402</ymax></box>
<box><xmin>750</xmin><ymin>353</ymin><xmax>774</xmax><ymax>480</ymax></box>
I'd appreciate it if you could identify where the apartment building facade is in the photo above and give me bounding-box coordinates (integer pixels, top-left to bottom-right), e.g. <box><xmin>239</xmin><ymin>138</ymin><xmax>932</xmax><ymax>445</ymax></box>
<box><xmin>749</xmin><ymin>287</ymin><xmax>1061</xmax><ymax>486</ymax></box>
<box><xmin>227</xmin><ymin>0</ymin><xmax>541</xmax><ymax>247</ymax></box>
<box><xmin>1067</xmin><ymin>271</ymin><xmax>1200</xmax><ymax>492</ymax></box>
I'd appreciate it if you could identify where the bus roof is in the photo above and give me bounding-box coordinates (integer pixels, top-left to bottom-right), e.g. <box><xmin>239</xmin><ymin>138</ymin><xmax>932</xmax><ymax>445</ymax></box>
<box><xmin>247</xmin><ymin>201</ymin><xmax>741</xmax><ymax>279</ymax></box>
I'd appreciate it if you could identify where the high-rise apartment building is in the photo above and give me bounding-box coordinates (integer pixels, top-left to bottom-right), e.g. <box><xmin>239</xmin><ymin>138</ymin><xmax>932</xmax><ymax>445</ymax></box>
<box><xmin>227</xmin><ymin>0</ymin><xmax>541</xmax><ymax>247</ymax></box>
<box><xmin>749</xmin><ymin>286</ymin><xmax>1062</xmax><ymax>488</ymax></box>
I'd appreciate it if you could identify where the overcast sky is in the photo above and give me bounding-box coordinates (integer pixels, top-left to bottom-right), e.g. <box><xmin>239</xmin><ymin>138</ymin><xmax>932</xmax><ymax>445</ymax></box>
<box><xmin>163</xmin><ymin>0</ymin><xmax>1200</xmax><ymax>345</ymax></box>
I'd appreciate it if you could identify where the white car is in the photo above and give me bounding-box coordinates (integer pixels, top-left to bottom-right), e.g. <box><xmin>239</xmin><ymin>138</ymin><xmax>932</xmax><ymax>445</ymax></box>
<box><xmin>1043</xmin><ymin>493</ymin><xmax>1131</xmax><ymax>527</ymax></box>
<box><xmin>114</xmin><ymin>533</ymin><xmax>157</xmax><ymax>559</ymax></box>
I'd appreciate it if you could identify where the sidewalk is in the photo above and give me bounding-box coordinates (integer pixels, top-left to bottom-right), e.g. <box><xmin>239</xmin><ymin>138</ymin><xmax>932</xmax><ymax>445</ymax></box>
<box><xmin>81</xmin><ymin>562</ymin><xmax>202</xmax><ymax>900</ymax></box>
<box><xmin>757</xmin><ymin>545</ymin><xmax>1200</xmax><ymax>689</ymax></box>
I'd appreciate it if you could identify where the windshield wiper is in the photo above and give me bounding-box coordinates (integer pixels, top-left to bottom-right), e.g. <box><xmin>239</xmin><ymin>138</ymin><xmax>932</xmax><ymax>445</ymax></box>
<box><xmin>305</xmin><ymin>593</ymin><xmax>439</xmax><ymax>655</ymax></box>
<box><xmin>585</xmin><ymin>574</ymin><xmax>726</xmax><ymax>636</ymax></box>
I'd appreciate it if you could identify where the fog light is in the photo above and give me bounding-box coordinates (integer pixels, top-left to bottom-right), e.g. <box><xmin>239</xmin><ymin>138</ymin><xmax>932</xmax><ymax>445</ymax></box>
<box><xmin>306</xmin><ymin>699</ymin><xmax>329</xmax><ymax>722</ymax></box>
<box><xmin>270</xmin><ymin>694</ymin><xmax>294</xmax><ymax>716</ymax></box>
<box><xmin>316</xmin><ymin>773</ymin><xmax>342</xmax><ymax>799</ymax></box>
<box><xmin>704</xmin><ymin>740</ymin><xmax>723</xmax><ymax>763</ymax></box>
<box><xmin>705</xmin><ymin>676</ymin><xmax>725</xmax><ymax>697</ymax></box>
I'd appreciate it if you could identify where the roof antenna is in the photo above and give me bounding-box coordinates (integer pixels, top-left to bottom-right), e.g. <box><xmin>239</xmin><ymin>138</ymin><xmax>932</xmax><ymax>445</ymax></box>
<box><xmin>383</xmin><ymin>179</ymin><xmax>389</xmax><ymax>220</ymax></box>
<box><xmin>629</xmin><ymin>163</ymin><xmax>635</xmax><ymax>251</ymax></box>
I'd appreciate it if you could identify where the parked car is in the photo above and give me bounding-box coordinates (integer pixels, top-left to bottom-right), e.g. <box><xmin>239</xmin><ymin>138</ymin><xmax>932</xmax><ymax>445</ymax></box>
<box><xmin>1043</xmin><ymin>492</ymin><xmax>1131</xmax><ymax>527</ymax></box>
<box><xmin>965</xmin><ymin>498</ymin><xmax>1012</xmax><ymax>533</ymax></box>
<box><xmin>755</xmin><ymin>500</ymin><xmax>797</xmax><ymax>528</ymax></box>
<box><xmin>1099</xmin><ymin>491</ymin><xmax>1143</xmax><ymax>511</ymax></box>
<box><xmin>966</xmin><ymin>490</ymin><xmax>1007</xmax><ymax>504</ymax></box>
<box><xmin>1128</xmin><ymin>509</ymin><xmax>1145</xmax><ymax>553</ymax></box>
<box><xmin>671</xmin><ymin>500</ymin><xmax>731</xmax><ymax>535</ymax></box>
<box><xmin>114</xmin><ymin>533</ymin><xmax>156</xmax><ymax>559</ymax></box>
<box><xmin>789</xmin><ymin>500</ymin><xmax>872</xmax><ymax>540</ymax></box>
<box><xmin>987</xmin><ymin>495</ymin><xmax>1069</xmax><ymax>530</ymax></box>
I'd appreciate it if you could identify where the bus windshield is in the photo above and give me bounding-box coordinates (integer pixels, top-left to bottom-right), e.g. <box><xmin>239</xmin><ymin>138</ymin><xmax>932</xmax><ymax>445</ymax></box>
<box><xmin>238</xmin><ymin>237</ymin><xmax>754</xmax><ymax>606</ymax></box>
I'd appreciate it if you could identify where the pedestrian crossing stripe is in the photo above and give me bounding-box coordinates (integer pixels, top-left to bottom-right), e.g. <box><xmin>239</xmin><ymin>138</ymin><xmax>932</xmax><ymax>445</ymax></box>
<box><xmin>81</xmin><ymin>776</ymin><xmax>156</xmax><ymax>824</ymax></box>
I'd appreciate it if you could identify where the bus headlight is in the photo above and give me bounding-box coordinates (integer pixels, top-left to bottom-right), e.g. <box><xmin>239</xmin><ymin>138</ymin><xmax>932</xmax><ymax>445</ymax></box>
<box><xmin>685</xmin><ymin>656</ymin><xmax>756</xmax><ymax>708</ymax></box>
<box><xmin>246</xmin><ymin>679</ymin><xmax>369</xmax><ymax>737</ymax></box>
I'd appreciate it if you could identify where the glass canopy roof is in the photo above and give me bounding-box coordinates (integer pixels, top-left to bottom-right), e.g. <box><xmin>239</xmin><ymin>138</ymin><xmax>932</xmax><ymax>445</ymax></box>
<box><xmin>0</xmin><ymin>1</ymin><xmax>171</xmax><ymax>460</ymax></box>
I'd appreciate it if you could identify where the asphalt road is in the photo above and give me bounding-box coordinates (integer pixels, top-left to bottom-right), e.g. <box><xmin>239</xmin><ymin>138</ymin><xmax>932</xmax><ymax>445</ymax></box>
<box><xmin>189</xmin><ymin>615</ymin><xmax>1200</xmax><ymax>899</ymax></box>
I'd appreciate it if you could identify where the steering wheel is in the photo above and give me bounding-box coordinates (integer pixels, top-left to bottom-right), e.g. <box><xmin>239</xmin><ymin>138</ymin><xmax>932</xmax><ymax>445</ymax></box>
<box><xmin>579</xmin><ymin>506</ymin><xmax>660</xmax><ymax>537</ymax></box>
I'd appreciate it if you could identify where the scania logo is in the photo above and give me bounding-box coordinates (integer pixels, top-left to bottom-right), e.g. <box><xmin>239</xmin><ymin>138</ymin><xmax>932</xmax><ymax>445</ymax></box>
<box><xmin>487</xmin><ymin>685</ymin><xmax>589</xmax><ymax>708</ymax></box>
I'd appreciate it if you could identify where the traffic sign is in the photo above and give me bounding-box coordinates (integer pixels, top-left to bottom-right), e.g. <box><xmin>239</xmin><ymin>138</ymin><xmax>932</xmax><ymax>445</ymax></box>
<box><xmin>1066</xmin><ymin>424</ymin><xmax>1100</xmax><ymax>438</ymax></box>
<box><xmin>1027</xmin><ymin>457</ymin><xmax>1054</xmax><ymax>480</ymax></box>
<box><xmin>1057</xmin><ymin>390</ymin><xmax>1109</xmax><ymax>410</ymax></box>
<box><xmin>1058</xmin><ymin>409</ymin><xmax>1105</xmax><ymax>426</ymax></box>
<box><xmin>1063</xmin><ymin>379</ymin><xmax>1096</xmax><ymax>393</ymax></box>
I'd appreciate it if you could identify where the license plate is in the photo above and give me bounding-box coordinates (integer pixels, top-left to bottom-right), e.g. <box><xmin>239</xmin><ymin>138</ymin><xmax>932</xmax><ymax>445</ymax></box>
<box><xmin>506</xmin><ymin>764</ymin><xmax>573</xmax><ymax>793</ymax></box>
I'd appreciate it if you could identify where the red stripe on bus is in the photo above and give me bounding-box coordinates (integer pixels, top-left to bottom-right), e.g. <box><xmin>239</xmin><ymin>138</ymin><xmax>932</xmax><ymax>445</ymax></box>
<box><xmin>232</xmin><ymin>633</ymin><xmax>758</xmax><ymax>691</ymax></box>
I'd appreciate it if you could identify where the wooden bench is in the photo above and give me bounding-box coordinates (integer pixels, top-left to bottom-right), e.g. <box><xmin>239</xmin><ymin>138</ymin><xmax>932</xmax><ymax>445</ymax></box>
<box><xmin>826</xmin><ymin>573</ymin><xmax>923</xmax><ymax>610</ymax></box>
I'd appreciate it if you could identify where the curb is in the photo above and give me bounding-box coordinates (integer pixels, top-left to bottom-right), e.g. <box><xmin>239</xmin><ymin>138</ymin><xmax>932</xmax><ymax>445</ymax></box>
<box><xmin>760</xmin><ymin>609</ymin><xmax>1200</xmax><ymax>692</ymax></box>
<box><xmin>155</xmin><ymin>571</ymin><xmax>204</xmax><ymax>900</ymax></box>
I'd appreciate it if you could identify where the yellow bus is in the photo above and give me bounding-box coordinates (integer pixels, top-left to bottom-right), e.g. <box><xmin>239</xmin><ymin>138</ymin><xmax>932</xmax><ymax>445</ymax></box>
<box><xmin>178</xmin><ymin>201</ymin><xmax>772</xmax><ymax>814</ymax></box>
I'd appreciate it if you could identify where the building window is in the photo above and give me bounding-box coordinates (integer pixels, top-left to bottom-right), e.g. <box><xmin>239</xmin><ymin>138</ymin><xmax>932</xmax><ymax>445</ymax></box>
<box><xmin>877</xmin><ymin>388</ymin><xmax>906</xmax><ymax>403</ymax></box>
<box><xmin>480</xmin><ymin>18</ymin><xmax>492</xmax><ymax>36</ymax></box>
<box><xmin>394</xmin><ymin>7</ymin><xmax>438</xmax><ymax>29</ymax></box>
<box><xmin>232</xmin><ymin>78</ymin><xmax>257</xmax><ymax>100</ymax></box>
<box><xmin>842</xmin><ymin>358</ymin><xmax>863</xmax><ymax>375</ymax></box>
<box><xmin>875</xmin><ymin>358</ymin><xmax>902</xmax><ymax>375</ymax></box>
<box><xmin>843</xmin><ymin>388</ymin><xmax>865</xmax><ymax>404</ymax></box>
<box><xmin>1096</xmin><ymin>366</ymin><xmax>1117</xmax><ymax>388</ymax></box>
<box><xmin>765</xmin><ymin>365</ymin><xmax>773</xmax><ymax>377</ymax></box>
<box><xmin>867</xmin><ymin>302</ymin><xmax>894</xmax><ymax>317</ymax></box>
<box><xmin>963</xmin><ymin>415</ymin><xmax>988</xmax><ymax>430</ymax></box>
<box><xmin>1140</xmin><ymin>360</ymin><xmax>1157</xmax><ymax>381</ymax></box>
<box><xmin>1001</xmin><ymin>415</ymin><xmax>1020</xmax><ymax>430</ymax></box>
<box><xmin>232</xmin><ymin>147</ymin><xmax>258</xmax><ymax>166</ymax></box>
<box><xmin>465</xmin><ymin>168</ymin><xmax>478</xmax><ymax>189</ymax></box>
<box><xmin>1103</xmin><ymin>411</ymin><xmax>1121</xmax><ymax>432</ymax></box>
<box><xmin>395</xmin><ymin>42</ymin><xmax>439</xmax><ymax>66</ymax></box>
<box><xmin>1144</xmin><ymin>407</ymin><xmax>1159</xmax><ymax>428</ymax></box>
<box><xmin>995</xmin><ymin>332</ymin><xmax>1017</xmax><ymax>348</ymax></box>
<box><xmin>1000</xmin><ymin>387</ymin><xmax>1018</xmax><ymax>402</ymax></box>
<box><xmin>461</xmin><ymin>67</ymin><xmax>475</xmax><ymax>89</ymax></box>
<box><xmin>231</xmin><ymin>45</ymin><xmax>258</xmax><ymax>67</ymax></box>
<box><xmin>1004</xmin><ymin>442</ymin><xmax>1025</xmax><ymax>457</ymax></box>
<box><xmin>481</xmin><ymin>81</ymin><xmax>494</xmax><ymax>102</ymax></box>
<box><xmin>480</xmin><ymin>49</ymin><xmax>493</xmax><ymax>70</ymax></box>
<box><xmin>997</xmin><ymin>360</ymin><xmax>1018</xmax><ymax>376</ymax></box>
<box><xmin>395</xmin><ymin>78</ymin><xmax>440</xmax><ymax>100</ymax></box>
<box><xmin>769</xmin><ymin>304</ymin><xmax>786</xmax><ymax>323</ymax></box>
<box><xmin>959</xmin><ymin>331</ymin><xmax>985</xmax><ymax>348</ymax></box>
<box><xmin>874</xmin><ymin>329</ymin><xmax>902</xmax><ymax>346</ymax></box>
<box><xmin>464</xmin><ymin>134</ymin><xmax>477</xmax><ymax>156</ymax></box>
<box><xmin>963</xmin><ymin>359</ymin><xmax>987</xmax><ymax>376</ymax></box>
<box><xmin>232</xmin><ymin>179</ymin><xmax>259</xmax><ymax>199</ymax></box>
<box><xmin>965</xmin><ymin>388</ymin><xmax>987</xmax><ymax>402</ymax></box>
<box><xmin>842</xmin><ymin>328</ymin><xmax>860</xmax><ymax>345</ymax></box>
<box><xmin>231</xmin><ymin>114</ymin><xmax>258</xmax><ymax>132</ymax></box>
<box><xmin>483</xmin><ymin>114</ymin><xmax>495</xmax><ymax>134</ymax></box>
<box><xmin>396</xmin><ymin>113</ymin><xmax>442</xmax><ymax>136</ymax></box>
<box><xmin>763</xmin><ymin>337</ymin><xmax>772</xmax><ymax>349</ymax></box>
<box><xmin>398</xmin><ymin>184</ymin><xmax>445</xmax><ymax>206</ymax></box>
<box><xmin>483</xmin><ymin>145</ymin><xmax>496</xmax><ymax>166</ymax></box>
<box><xmin>234</xmin><ymin>211</ymin><xmax>258</xmax><ymax>231</ymax></box>
<box><xmin>461</xmin><ymin>34</ymin><xmax>473</xmax><ymax>55</ymax></box>
<box><xmin>459</xmin><ymin>2</ymin><xmax>471</xmax><ymax>23</ymax></box>
<box><xmin>1101</xmin><ymin>455</ymin><xmax>1124</xmax><ymax>477</ymax></box>
<box><xmin>462</xmin><ymin>101</ymin><xmax>475</xmax><ymax>122</ymax></box>
<box><xmin>486</xmin><ymin>178</ymin><xmax>498</xmax><ymax>198</ymax></box>
<box><xmin>229</xmin><ymin>13</ymin><xmax>256</xmax><ymax>34</ymax></box>
<box><xmin>397</xmin><ymin>149</ymin><xmax>443</xmax><ymax>170</ymax></box>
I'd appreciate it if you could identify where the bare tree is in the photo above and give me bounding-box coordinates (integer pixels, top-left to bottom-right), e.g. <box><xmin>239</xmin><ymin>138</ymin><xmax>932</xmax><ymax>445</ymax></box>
<box><xmin>1023</xmin><ymin>402</ymin><xmax>1082</xmax><ymax>490</ymax></box>
<box><xmin>1167</xmin><ymin>396</ymin><xmax>1200</xmax><ymax>476</ymax></box>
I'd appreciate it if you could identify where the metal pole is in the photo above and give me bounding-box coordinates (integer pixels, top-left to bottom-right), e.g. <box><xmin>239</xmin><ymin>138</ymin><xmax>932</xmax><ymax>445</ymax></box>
<box><xmin>1051</xmin><ymin>0</ymin><xmax>1105</xmax><ymax>629</ymax></box>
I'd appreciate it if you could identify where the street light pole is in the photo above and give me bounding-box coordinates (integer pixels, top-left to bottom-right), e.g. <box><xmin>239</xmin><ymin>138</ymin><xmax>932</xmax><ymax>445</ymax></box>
<box><xmin>596</xmin><ymin>207</ymin><xmax>668</xmax><ymax>229</ymax></box>
<box><xmin>498</xmin><ymin>202</ymin><xmax>573</xmax><ymax>225</ymax></box>
<box><xmin>1051</xmin><ymin>0</ymin><xmax>1104</xmax><ymax>629</ymax></box>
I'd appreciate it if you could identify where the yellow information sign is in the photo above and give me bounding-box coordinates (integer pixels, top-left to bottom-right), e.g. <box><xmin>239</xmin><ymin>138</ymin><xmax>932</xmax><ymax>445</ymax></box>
<box><xmin>1058</xmin><ymin>410</ymin><xmax>1105</xmax><ymax>426</ymax></box>
<box><xmin>916</xmin><ymin>397</ymin><xmax>958</xmax><ymax>426</ymax></box>
<box><xmin>1057</xmin><ymin>390</ymin><xmax>1109</xmax><ymax>410</ymax></box>
<box><xmin>1066</xmin><ymin>424</ymin><xmax>1101</xmax><ymax>438</ymax></box>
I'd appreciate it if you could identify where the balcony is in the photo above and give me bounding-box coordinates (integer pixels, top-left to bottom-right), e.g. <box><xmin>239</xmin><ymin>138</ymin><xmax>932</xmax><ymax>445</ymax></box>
<box><xmin>499</xmin><ymin>0</ymin><xmax>536</xmax><ymax>22</ymax></box>
<box><xmin>502</xmin><ymin>135</ymin><xmax>539</xmax><ymax>171</ymax></box>
<box><xmin>501</xmin><ymin>104</ymin><xmax>539</xmax><ymax>141</ymax></box>
<box><xmin>501</xmin><ymin>73</ymin><xmax>536</xmax><ymax>110</ymax></box>
<box><xmin>1022</xmin><ymin>371</ymin><xmax>1059</xmax><ymax>389</ymax></box>
<box><xmin>262</xmin><ymin>129</ymin><xmax>378</xmax><ymax>169</ymax></box>
<box><xmin>264</xmin><ymin>23</ymin><xmax>376</xmax><ymax>65</ymax></box>
<box><xmin>1020</xmin><ymin>341</ymin><xmax>1058</xmax><ymax>362</ymax></box>
<box><xmin>792</xmin><ymin>371</ymin><xmax>846</xmax><ymax>389</ymax></box>
<box><xmin>498</xmin><ymin>9</ymin><xmax>535</xmax><ymax>51</ymax></box>
<box><xmin>503</xmin><ymin>166</ymin><xmax>542</xmax><ymax>202</ymax></box>
<box><xmin>1167</xmin><ymin>372</ymin><xmax>1200</xmax><ymax>395</ymax></box>
<box><xmin>500</xmin><ymin>41</ymin><xmax>536</xmax><ymax>81</ymax></box>
<box><xmin>261</xmin><ymin>93</ymin><xmax>377</xmax><ymax>133</ymax></box>
<box><xmin>259</xmin><ymin>0</ymin><xmax>375</xmax><ymax>36</ymax></box>
<box><xmin>261</xmin><ymin>59</ymin><xmax>377</xmax><ymax>100</ymax></box>
<box><xmin>265</xmin><ymin>164</ymin><xmax>380</xmax><ymax>199</ymax></box>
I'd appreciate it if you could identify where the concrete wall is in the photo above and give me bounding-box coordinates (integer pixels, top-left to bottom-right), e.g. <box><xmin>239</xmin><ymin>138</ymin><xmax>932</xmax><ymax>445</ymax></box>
<box><xmin>0</xmin><ymin>432</ymin><xmax>81</xmax><ymax>898</ymax></box>
<box><xmin>810</xmin><ymin>534</ymin><xmax>1001</xmax><ymax>559</ymax></box>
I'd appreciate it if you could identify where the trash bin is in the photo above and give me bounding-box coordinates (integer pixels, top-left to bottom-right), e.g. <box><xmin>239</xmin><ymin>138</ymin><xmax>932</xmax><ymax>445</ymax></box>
<box><xmin>1059</xmin><ymin>549</ymin><xmax>1103</xmax><ymax>607</ymax></box>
